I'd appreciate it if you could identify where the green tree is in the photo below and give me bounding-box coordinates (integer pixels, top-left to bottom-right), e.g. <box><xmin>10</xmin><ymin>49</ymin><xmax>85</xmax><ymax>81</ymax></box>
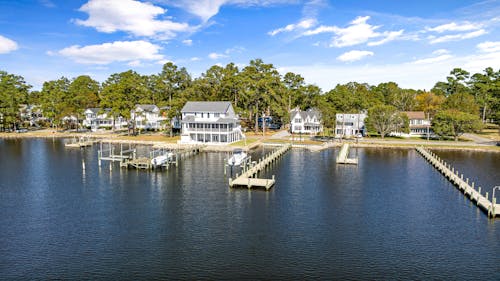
<box><xmin>432</xmin><ymin>109</ymin><xmax>483</xmax><ymax>141</ymax></box>
<box><xmin>39</xmin><ymin>77</ymin><xmax>70</xmax><ymax>128</ymax></box>
<box><xmin>442</xmin><ymin>92</ymin><xmax>479</xmax><ymax>115</ymax></box>
<box><xmin>0</xmin><ymin>71</ymin><xmax>30</xmax><ymax>130</ymax></box>
<box><xmin>365</xmin><ymin>105</ymin><xmax>406</xmax><ymax>138</ymax></box>
<box><xmin>468</xmin><ymin>67</ymin><xmax>499</xmax><ymax>122</ymax></box>
<box><xmin>68</xmin><ymin>75</ymin><xmax>100</xmax><ymax>130</ymax></box>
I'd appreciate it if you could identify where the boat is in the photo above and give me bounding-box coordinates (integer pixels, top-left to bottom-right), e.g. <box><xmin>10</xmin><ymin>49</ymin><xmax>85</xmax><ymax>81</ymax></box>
<box><xmin>151</xmin><ymin>152</ymin><xmax>174</xmax><ymax>166</ymax></box>
<box><xmin>227</xmin><ymin>149</ymin><xmax>248</xmax><ymax>166</ymax></box>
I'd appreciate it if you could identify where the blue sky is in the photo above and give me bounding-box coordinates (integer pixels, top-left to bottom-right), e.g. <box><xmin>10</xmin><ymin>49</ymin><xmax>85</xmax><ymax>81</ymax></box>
<box><xmin>0</xmin><ymin>0</ymin><xmax>499</xmax><ymax>91</ymax></box>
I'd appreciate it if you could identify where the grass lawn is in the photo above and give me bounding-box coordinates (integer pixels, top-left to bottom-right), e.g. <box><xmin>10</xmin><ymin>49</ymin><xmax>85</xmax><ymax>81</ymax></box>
<box><xmin>116</xmin><ymin>134</ymin><xmax>180</xmax><ymax>142</ymax></box>
<box><xmin>477</xmin><ymin>129</ymin><xmax>500</xmax><ymax>141</ymax></box>
<box><xmin>230</xmin><ymin>137</ymin><xmax>259</xmax><ymax>146</ymax></box>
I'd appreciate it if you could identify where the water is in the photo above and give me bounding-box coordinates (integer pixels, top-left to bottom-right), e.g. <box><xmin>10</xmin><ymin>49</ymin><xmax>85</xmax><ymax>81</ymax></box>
<box><xmin>0</xmin><ymin>139</ymin><xmax>499</xmax><ymax>280</ymax></box>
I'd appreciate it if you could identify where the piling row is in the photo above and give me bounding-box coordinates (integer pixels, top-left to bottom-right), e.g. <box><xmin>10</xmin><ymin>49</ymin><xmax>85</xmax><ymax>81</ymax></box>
<box><xmin>416</xmin><ymin>146</ymin><xmax>499</xmax><ymax>218</ymax></box>
<box><xmin>229</xmin><ymin>144</ymin><xmax>291</xmax><ymax>190</ymax></box>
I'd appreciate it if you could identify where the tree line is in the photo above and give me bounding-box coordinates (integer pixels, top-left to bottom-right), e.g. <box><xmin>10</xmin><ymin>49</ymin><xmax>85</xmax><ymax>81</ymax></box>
<box><xmin>1</xmin><ymin>59</ymin><xmax>499</xmax><ymax>139</ymax></box>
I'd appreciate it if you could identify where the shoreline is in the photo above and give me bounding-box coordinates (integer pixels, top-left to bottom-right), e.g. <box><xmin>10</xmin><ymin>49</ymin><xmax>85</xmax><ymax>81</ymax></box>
<box><xmin>1</xmin><ymin>131</ymin><xmax>499</xmax><ymax>153</ymax></box>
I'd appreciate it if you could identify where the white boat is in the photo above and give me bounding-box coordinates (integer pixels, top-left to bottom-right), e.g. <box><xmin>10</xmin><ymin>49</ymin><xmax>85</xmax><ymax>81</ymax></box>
<box><xmin>151</xmin><ymin>152</ymin><xmax>174</xmax><ymax>166</ymax></box>
<box><xmin>227</xmin><ymin>149</ymin><xmax>248</xmax><ymax>166</ymax></box>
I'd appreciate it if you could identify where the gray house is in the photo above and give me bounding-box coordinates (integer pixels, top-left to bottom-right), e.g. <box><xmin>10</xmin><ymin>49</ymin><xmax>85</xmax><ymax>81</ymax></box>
<box><xmin>180</xmin><ymin>101</ymin><xmax>244</xmax><ymax>144</ymax></box>
<box><xmin>335</xmin><ymin>113</ymin><xmax>367</xmax><ymax>137</ymax></box>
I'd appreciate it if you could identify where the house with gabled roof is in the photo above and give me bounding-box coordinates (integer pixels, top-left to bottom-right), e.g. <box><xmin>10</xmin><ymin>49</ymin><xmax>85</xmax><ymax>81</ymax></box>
<box><xmin>335</xmin><ymin>112</ymin><xmax>367</xmax><ymax>138</ymax></box>
<box><xmin>290</xmin><ymin>107</ymin><xmax>323</xmax><ymax>134</ymax></box>
<box><xmin>131</xmin><ymin>104</ymin><xmax>167</xmax><ymax>131</ymax></box>
<box><xmin>83</xmin><ymin>108</ymin><xmax>127</xmax><ymax>131</ymax></box>
<box><xmin>402</xmin><ymin>111</ymin><xmax>432</xmax><ymax>137</ymax></box>
<box><xmin>180</xmin><ymin>101</ymin><xmax>244</xmax><ymax>144</ymax></box>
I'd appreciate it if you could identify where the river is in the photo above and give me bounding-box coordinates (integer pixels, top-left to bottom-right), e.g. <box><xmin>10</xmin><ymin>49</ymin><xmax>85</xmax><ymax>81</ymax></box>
<box><xmin>0</xmin><ymin>139</ymin><xmax>499</xmax><ymax>279</ymax></box>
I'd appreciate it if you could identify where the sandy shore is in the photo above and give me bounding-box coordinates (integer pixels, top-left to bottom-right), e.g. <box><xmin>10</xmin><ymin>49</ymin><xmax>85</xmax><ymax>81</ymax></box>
<box><xmin>1</xmin><ymin>129</ymin><xmax>499</xmax><ymax>153</ymax></box>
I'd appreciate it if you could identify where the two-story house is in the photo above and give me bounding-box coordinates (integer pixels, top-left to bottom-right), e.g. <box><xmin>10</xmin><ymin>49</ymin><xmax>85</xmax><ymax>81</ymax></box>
<box><xmin>180</xmin><ymin>101</ymin><xmax>244</xmax><ymax>144</ymax></box>
<box><xmin>335</xmin><ymin>113</ymin><xmax>367</xmax><ymax>138</ymax></box>
<box><xmin>402</xmin><ymin>111</ymin><xmax>432</xmax><ymax>137</ymax></box>
<box><xmin>83</xmin><ymin>108</ymin><xmax>127</xmax><ymax>131</ymax></box>
<box><xmin>290</xmin><ymin>108</ymin><xmax>323</xmax><ymax>134</ymax></box>
<box><xmin>131</xmin><ymin>104</ymin><xmax>167</xmax><ymax>131</ymax></box>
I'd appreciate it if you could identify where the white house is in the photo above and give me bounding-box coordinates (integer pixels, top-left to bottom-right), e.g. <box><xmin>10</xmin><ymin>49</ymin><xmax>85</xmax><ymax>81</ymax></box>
<box><xmin>131</xmin><ymin>104</ymin><xmax>167</xmax><ymax>131</ymax></box>
<box><xmin>180</xmin><ymin>101</ymin><xmax>244</xmax><ymax>144</ymax></box>
<box><xmin>83</xmin><ymin>108</ymin><xmax>126</xmax><ymax>131</ymax></box>
<box><xmin>290</xmin><ymin>108</ymin><xmax>323</xmax><ymax>134</ymax></box>
<box><xmin>394</xmin><ymin>111</ymin><xmax>432</xmax><ymax>138</ymax></box>
<box><xmin>335</xmin><ymin>113</ymin><xmax>367</xmax><ymax>138</ymax></box>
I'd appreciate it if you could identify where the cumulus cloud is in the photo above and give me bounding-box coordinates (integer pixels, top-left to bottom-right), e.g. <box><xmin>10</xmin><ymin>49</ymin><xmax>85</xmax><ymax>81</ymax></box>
<box><xmin>0</xmin><ymin>35</ymin><xmax>18</xmax><ymax>54</ymax></box>
<box><xmin>268</xmin><ymin>18</ymin><xmax>317</xmax><ymax>36</ymax></box>
<box><xmin>75</xmin><ymin>0</ymin><xmax>191</xmax><ymax>39</ymax></box>
<box><xmin>171</xmin><ymin>0</ymin><xmax>296</xmax><ymax>22</ymax></box>
<box><xmin>337</xmin><ymin>50</ymin><xmax>373</xmax><ymax>62</ymax></box>
<box><xmin>58</xmin><ymin>40</ymin><xmax>164</xmax><ymax>64</ymax></box>
<box><xmin>428</xmin><ymin>29</ymin><xmax>487</xmax><ymax>44</ymax></box>
<box><xmin>477</xmin><ymin>41</ymin><xmax>500</xmax><ymax>53</ymax></box>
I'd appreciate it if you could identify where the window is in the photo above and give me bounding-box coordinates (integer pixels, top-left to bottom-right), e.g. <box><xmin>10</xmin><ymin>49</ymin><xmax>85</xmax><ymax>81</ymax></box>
<box><xmin>294</xmin><ymin>118</ymin><xmax>302</xmax><ymax>123</ymax></box>
<box><xmin>214</xmin><ymin>113</ymin><xmax>220</xmax><ymax>117</ymax></box>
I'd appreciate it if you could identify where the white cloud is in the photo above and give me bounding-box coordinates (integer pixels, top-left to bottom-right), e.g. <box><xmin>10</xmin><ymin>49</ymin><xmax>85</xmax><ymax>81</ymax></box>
<box><xmin>427</xmin><ymin>21</ymin><xmax>483</xmax><ymax>33</ymax></box>
<box><xmin>171</xmin><ymin>0</ymin><xmax>295</xmax><ymax>22</ymax></box>
<box><xmin>190</xmin><ymin>57</ymin><xmax>201</xmax><ymax>61</ymax></box>
<box><xmin>477</xmin><ymin>41</ymin><xmax>500</xmax><ymax>53</ymax></box>
<box><xmin>301</xmin><ymin>16</ymin><xmax>402</xmax><ymax>47</ymax></box>
<box><xmin>429</xmin><ymin>29</ymin><xmax>487</xmax><ymax>44</ymax></box>
<box><xmin>432</xmin><ymin>49</ymin><xmax>449</xmax><ymax>55</ymax></box>
<box><xmin>58</xmin><ymin>40</ymin><xmax>164</xmax><ymax>64</ymax></box>
<box><xmin>337</xmin><ymin>50</ymin><xmax>374</xmax><ymax>62</ymax></box>
<box><xmin>413</xmin><ymin>54</ymin><xmax>453</xmax><ymax>64</ymax></box>
<box><xmin>268</xmin><ymin>18</ymin><xmax>317</xmax><ymax>36</ymax></box>
<box><xmin>330</xmin><ymin>16</ymin><xmax>380</xmax><ymax>47</ymax></box>
<box><xmin>208</xmin><ymin>52</ymin><xmax>228</xmax><ymax>59</ymax></box>
<box><xmin>0</xmin><ymin>35</ymin><xmax>18</xmax><ymax>54</ymax></box>
<box><xmin>182</xmin><ymin>39</ymin><xmax>193</xmax><ymax>46</ymax></box>
<box><xmin>280</xmin><ymin>51</ymin><xmax>500</xmax><ymax>91</ymax></box>
<box><xmin>75</xmin><ymin>0</ymin><xmax>191</xmax><ymax>39</ymax></box>
<box><xmin>367</xmin><ymin>30</ymin><xmax>404</xmax><ymax>46</ymax></box>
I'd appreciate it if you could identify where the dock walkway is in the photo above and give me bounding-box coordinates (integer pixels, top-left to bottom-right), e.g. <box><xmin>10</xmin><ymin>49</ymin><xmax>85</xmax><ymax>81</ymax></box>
<box><xmin>336</xmin><ymin>143</ymin><xmax>358</xmax><ymax>164</ymax></box>
<box><xmin>65</xmin><ymin>136</ymin><xmax>94</xmax><ymax>148</ymax></box>
<box><xmin>229</xmin><ymin>144</ymin><xmax>291</xmax><ymax>190</ymax></box>
<box><xmin>416</xmin><ymin>147</ymin><xmax>499</xmax><ymax>218</ymax></box>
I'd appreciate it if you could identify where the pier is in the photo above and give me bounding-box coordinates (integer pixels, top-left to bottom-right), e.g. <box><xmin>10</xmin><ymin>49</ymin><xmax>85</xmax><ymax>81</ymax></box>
<box><xmin>65</xmin><ymin>136</ymin><xmax>94</xmax><ymax>148</ymax></box>
<box><xmin>336</xmin><ymin>143</ymin><xmax>358</xmax><ymax>164</ymax></box>
<box><xmin>229</xmin><ymin>144</ymin><xmax>291</xmax><ymax>190</ymax></box>
<box><xmin>416</xmin><ymin>147</ymin><xmax>499</xmax><ymax>218</ymax></box>
<box><xmin>98</xmin><ymin>141</ymin><xmax>202</xmax><ymax>170</ymax></box>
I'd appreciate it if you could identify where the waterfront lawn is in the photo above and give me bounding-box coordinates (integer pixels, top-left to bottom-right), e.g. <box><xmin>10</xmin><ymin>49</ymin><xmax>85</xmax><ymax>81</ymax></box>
<box><xmin>116</xmin><ymin>134</ymin><xmax>180</xmax><ymax>143</ymax></box>
<box><xmin>230</xmin><ymin>137</ymin><xmax>259</xmax><ymax>146</ymax></box>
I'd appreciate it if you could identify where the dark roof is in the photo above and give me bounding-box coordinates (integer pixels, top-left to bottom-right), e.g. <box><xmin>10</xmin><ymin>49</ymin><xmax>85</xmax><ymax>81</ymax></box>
<box><xmin>181</xmin><ymin>101</ymin><xmax>232</xmax><ymax>113</ymax></box>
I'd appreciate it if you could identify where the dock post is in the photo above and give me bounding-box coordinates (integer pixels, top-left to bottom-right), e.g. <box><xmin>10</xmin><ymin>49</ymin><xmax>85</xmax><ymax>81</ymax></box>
<box><xmin>229</xmin><ymin>177</ymin><xmax>232</xmax><ymax>187</ymax></box>
<box><xmin>486</xmin><ymin>192</ymin><xmax>489</xmax><ymax>200</ymax></box>
<box><xmin>224</xmin><ymin>163</ymin><xmax>227</xmax><ymax>176</ymax></box>
<box><xmin>472</xmin><ymin>182</ymin><xmax>474</xmax><ymax>189</ymax></box>
<box><xmin>478</xmin><ymin>187</ymin><xmax>481</xmax><ymax>195</ymax></box>
<box><xmin>98</xmin><ymin>150</ymin><xmax>101</xmax><ymax>167</ymax></box>
<box><xmin>109</xmin><ymin>162</ymin><xmax>112</xmax><ymax>171</ymax></box>
<box><xmin>82</xmin><ymin>159</ymin><xmax>85</xmax><ymax>171</ymax></box>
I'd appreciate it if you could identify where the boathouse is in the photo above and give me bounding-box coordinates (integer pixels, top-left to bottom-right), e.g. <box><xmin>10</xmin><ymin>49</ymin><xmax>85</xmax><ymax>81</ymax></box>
<box><xmin>180</xmin><ymin>101</ymin><xmax>244</xmax><ymax>144</ymax></box>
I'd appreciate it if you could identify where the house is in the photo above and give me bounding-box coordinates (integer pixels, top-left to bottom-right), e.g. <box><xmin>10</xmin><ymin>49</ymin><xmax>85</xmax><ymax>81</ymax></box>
<box><xmin>130</xmin><ymin>104</ymin><xmax>166</xmax><ymax>131</ymax></box>
<box><xmin>290</xmin><ymin>108</ymin><xmax>323</xmax><ymax>134</ymax></box>
<box><xmin>401</xmin><ymin>111</ymin><xmax>432</xmax><ymax>137</ymax></box>
<box><xmin>335</xmin><ymin>113</ymin><xmax>367</xmax><ymax>138</ymax></box>
<box><xmin>180</xmin><ymin>101</ymin><xmax>244</xmax><ymax>144</ymax></box>
<box><xmin>83</xmin><ymin>108</ymin><xmax>126</xmax><ymax>131</ymax></box>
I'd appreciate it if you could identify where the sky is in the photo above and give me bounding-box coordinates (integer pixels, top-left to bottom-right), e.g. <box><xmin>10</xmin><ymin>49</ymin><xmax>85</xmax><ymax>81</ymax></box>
<box><xmin>0</xmin><ymin>0</ymin><xmax>499</xmax><ymax>92</ymax></box>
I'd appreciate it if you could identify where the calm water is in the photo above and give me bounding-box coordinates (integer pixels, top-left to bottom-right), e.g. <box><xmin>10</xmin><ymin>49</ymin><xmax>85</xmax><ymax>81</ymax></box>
<box><xmin>0</xmin><ymin>139</ymin><xmax>499</xmax><ymax>280</ymax></box>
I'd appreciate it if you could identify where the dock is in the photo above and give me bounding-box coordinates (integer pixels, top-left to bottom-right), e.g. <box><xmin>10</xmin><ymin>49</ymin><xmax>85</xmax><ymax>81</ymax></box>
<box><xmin>229</xmin><ymin>144</ymin><xmax>291</xmax><ymax>190</ymax></box>
<box><xmin>416</xmin><ymin>147</ymin><xmax>499</xmax><ymax>218</ymax></box>
<box><xmin>65</xmin><ymin>136</ymin><xmax>94</xmax><ymax>148</ymax></box>
<box><xmin>336</xmin><ymin>143</ymin><xmax>358</xmax><ymax>164</ymax></box>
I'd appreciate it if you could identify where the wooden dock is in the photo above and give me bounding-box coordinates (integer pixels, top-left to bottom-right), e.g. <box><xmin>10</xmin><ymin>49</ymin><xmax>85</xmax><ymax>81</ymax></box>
<box><xmin>416</xmin><ymin>147</ymin><xmax>499</xmax><ymax>218</ymax></box>
<box><xmin>65</xmin><ymin>136</ymin><xmax>94</xmax><ymax>148</ymax></box>
<box><xmin>119</xmin><ymin>145</ymin><xmax>201</xmax><ymax>170</ymax></box>
<box><xmin>336</xmin><ymin>143</ymin><xmax>358</xmax><ymax>164</ymax></box>
<box><xmin>229</xmin><ymin>144</ymin><xmax>291</xmax><ymax>190</ymax></box>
